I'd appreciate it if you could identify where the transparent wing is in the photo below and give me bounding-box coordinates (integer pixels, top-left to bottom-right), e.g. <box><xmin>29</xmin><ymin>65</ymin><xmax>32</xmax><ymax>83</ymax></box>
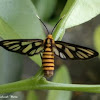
<box><xmin>0</xmin><ymin>39</ymin><xmax>44</xmax><ymax>56</ymax></box>
<box><xmin>54</xmin><ymin>41</ymin><xmax>98</xmax><ymax>60</ymax></box>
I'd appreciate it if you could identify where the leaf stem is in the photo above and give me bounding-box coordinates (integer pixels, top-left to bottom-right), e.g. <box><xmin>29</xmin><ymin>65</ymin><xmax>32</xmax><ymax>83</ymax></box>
<box><xmin>0</xmin><ymin>76</ymin><xmax>100</xmax><ymax>94</ymax></box>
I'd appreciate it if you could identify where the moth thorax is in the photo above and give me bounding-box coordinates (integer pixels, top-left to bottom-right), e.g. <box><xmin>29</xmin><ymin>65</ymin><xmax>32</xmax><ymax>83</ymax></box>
<box><xmin>44</xmin><ymin>70</ymin><xmax>53</xmax><ymax>77</ymax></box>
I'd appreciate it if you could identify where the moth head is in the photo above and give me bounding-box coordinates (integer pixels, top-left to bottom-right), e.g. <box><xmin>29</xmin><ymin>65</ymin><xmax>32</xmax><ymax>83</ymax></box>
<box><xmin>48</xmin><ymin>34</ymin><xmax>53</xmax><ymax>39</ymax></box>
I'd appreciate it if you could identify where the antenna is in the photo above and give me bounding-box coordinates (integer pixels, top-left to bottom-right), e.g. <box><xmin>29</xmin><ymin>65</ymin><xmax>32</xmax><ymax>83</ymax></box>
<box><xmin>51</xmin><ymin>15</ymin><xmax>65</xmax><ymax>34</ymax></box>
<box><xmin>36</xmin><ymin>15</ymin><xmax>49</xmax><ymax>34</ymax></box>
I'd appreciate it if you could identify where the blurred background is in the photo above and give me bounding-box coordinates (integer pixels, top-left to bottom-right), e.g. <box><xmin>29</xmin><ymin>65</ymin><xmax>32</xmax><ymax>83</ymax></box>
<box><xmin>0</xmin><ymin>0</ymin><xmax>100</xmax><ymax>100</ymax></box>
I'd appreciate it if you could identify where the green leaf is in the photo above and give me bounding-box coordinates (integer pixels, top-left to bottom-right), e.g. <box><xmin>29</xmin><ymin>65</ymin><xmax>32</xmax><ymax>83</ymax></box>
<box><xmin>0</xmin><ymin>0</ymin><xmax>45</xmax><ymax>39</ymax></box>
<box><xmin>94</xmin><ymin>25</ymin><xmax>100</xmax><ymax>58</ymax></box>
<box><xmin>0</xmin><ymin>49</ymin><xmax>23</xmax><ymax>84</ymax></box>
<box><xmin>0</xmin><ymin>18</ymin><xmax>23</xmax><ymax>84</ymax></box>
<box><xmin>53</xmin><ymin>65</ymin><xmax>71</xmax><ymax>83</ymax></box>
<box><xmin>33</xmin><ymin>0</ymin><xmax>57</xmax><ymax>20</ymax></box>
<box><xmin>0</xmin><ymin>0</ymin><xmax>45</xmax><ymax>66</ymax></box>
<box><xmin>26</xmin><ymin>91</ymin><xmax>38</xmax><ymax>100</ymax></box>
<box><xmin>0</xmin><ymin>18</ymin><xmax>20</xmax><ymax>39</ymax></box>
<box><xmin>47</xmin><ymin>65</ymin><xmax>72</xmax><ymax>100</ymax></box>
<box><xmin>53</xmin><ymin>0</ymin><xmax>100</xmax><ymax>40</ymax></box>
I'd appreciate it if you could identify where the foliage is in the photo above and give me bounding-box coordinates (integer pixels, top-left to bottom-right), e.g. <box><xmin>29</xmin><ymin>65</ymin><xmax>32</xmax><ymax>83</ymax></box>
<box><xmin>0</xmin><ymin>0</ymin><xmax>100</xmax><ymax>100</ymax></box>
<box><xmin>94</xmin><ymin>25</ymin><xmax>100</xmax><ymax>58</ymax></box>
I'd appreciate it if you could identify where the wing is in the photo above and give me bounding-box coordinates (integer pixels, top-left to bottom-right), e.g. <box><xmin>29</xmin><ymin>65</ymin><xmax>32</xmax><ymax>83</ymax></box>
<box><xmin>0</xmin><ymin>39</ymin><xmax>44</xmax><ymax>56</ymax></box>
<box><xmin>54</xmin><ymin>41</ymin><xmax>98</xmax><ymax>60</ymax></box>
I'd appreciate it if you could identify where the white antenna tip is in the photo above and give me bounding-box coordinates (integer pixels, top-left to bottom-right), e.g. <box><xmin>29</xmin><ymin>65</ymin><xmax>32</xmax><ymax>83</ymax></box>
<box><xmin>36</xmin><ymin>14</ymin><xmax>40</xmax><ymax>19</ymax></box>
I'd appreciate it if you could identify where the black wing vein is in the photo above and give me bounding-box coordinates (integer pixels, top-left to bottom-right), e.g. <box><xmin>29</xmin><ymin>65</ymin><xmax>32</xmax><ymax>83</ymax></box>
<box><xmin>54</xmin><ymin>41</ymin><xmax>98</xmax><ymax>60</ymax></box>
<box><xmin>0</xmin><ymin>39</ymin><xmax>44</xmax><ymax>56</ymax></box>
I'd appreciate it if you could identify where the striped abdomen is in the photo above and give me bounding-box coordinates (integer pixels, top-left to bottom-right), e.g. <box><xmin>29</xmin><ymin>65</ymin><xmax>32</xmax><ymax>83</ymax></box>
<box><xmin>42</xmin><ymin>37</ymin><xmax>54</xmax><ymax>77</ymax></box>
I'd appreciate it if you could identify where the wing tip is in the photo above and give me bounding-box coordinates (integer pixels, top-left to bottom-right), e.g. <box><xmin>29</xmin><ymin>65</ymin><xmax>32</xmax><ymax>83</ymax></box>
<box><xmin>94</xmin><ymin>51</ymin><xmax>99</xmax><ymax>57</ymax></box>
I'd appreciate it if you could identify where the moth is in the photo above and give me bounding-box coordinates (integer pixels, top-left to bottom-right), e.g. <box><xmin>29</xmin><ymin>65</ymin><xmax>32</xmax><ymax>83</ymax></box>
<box><xmin>0</xmin><ymin>16</ymin><xmax>98</xmax><ymax>77</ymax></box>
